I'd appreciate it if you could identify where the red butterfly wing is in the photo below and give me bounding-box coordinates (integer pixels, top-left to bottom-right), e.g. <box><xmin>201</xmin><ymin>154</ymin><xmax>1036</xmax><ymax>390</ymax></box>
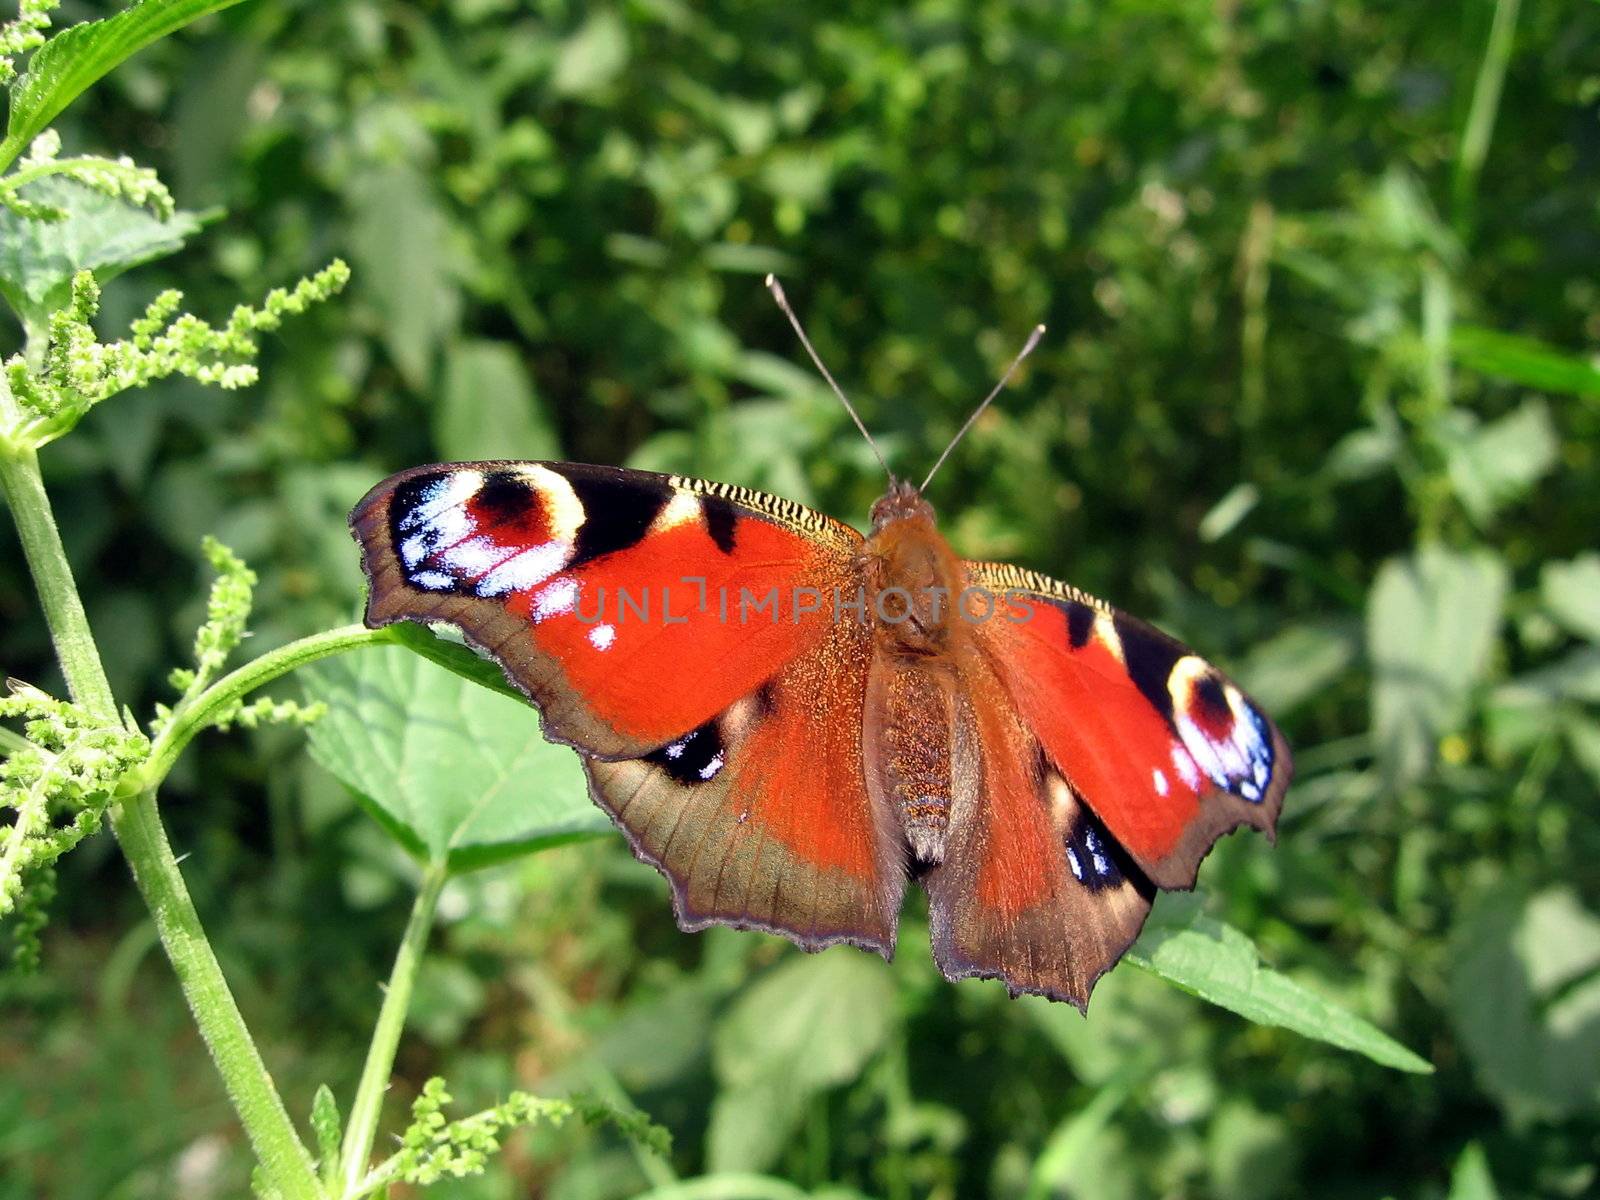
<box><xmin>351</xmin><ymin>461</ymin><xmax>861</xmax><ymax>758</ymax></box>
<box><xmin>352</xmin><ymin>461</ymin><xmax>906</xmax><ymax>952</ymax></box>
<box><xmin>964</xmin><ymin>561</ymin><xmax>1291</xmax><ymax>891</ymax></box>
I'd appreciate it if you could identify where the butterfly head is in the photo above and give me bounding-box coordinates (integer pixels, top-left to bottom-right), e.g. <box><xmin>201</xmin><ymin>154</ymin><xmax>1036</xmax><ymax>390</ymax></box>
<box><xmin>870</xmin><ymin>479</ymin><xmax>936</xmax><ymax>532</ymax></box>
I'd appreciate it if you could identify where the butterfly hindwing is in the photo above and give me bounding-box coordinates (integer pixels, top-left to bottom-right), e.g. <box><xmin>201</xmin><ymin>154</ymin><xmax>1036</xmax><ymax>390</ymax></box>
<box><xmin>351</xmin><ymin>461</ymin><xmax>863</xmax><ymax>759</ymax></box>
<box><xmin>585</xmin><ymin>617</ymin><xmax>907</xmax><ymax>955</ymax></box>
<box><xmin>923</xmin><ymin>655</ymin><xmax>1155</xmax><ymax>1008</ymax></box>
<box><xmin>965</xmin><ymin>561</ymin><xmax>1292</xmax><ymax>891</ymax></box>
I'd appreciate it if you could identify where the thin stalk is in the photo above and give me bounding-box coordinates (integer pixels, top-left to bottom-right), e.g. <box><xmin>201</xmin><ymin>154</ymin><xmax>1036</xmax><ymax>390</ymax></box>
<box><xmin>0</xmin><ymin>444</ymin><xmax>118</xmax><ymax>718</ymax></box>
<box><xmin>0</xmin><ymin>439</ymin><xmax>322</xmax><ymax>1200</ymax></box>
<box><xmin>135</xmin><ymin>622</ymin><xmax>394</xmax><ymax>791</ymax></box>
<box><xmin>1454</xmin><ymin>0</ymin><xmax>1522</xmax><ymax>231</ymax></box>
<box><xmin>340</xmin><ymin>861</ymin><xmax>450</xmax><ymax>1195</ymax></box>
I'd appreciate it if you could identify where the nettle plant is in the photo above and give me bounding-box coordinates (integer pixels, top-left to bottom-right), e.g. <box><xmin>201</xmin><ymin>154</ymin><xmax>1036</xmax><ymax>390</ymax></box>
<box><xmin>0</xmin><ymin>3</ymin><xmax>1433</xmax><ymax>1197</ymax></box>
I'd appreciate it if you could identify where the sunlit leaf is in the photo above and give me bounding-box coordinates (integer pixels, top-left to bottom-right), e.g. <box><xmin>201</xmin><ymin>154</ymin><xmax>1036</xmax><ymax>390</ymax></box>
<box><xmin>1368</xmin><ymin>547</ymin><xmax>1507</xmax><ymax>781</ymax></box>
<box><xmin>1127</xmin><ymin>896</ymin><xmax>1432</xmax><ymax>1073</ymax></box>
<box><xmin>1541</xmin><ymin>553</ymin><xmax>1600</xmax><ymax>643</ymax></box>
<box><xmin>1452</xmin><ymin>325</ymin><xmax>1600</xmax><ymax>398</ymax></box>
<box><xmin>436</xmin><ymin>340</ymin><xmax>559</xmax><ymax>462</ymax></box>
<box><xmin>1235</xmin><ymin>621</ymin><xmax>1358</xmax><ymax>717</ymax></box>
<box><xmin>1449</xmin><ymin>887</ymin><xmax>1600</xmax><ymax>1119</ymax></box>
<box><xmin>709</xmin><ymin>951</ymin><xmax>896</xmax><ymax>1171</ymax></box>
<box><xmin>1440</xmin><ymin>399</ymin><xmax>1558</xmax><ymax>525</ymax></box>
<box><xmin>347</xmin><ymin>163</ymin><xmax>461</xmax><ymax>389</ymax></box>
<box><xmin>302</xmin><ymin>643</ymin><xmax>606</xmax><ymax>873</ymax></box>
<box><xmin>0</xmin><ymin>0</ymin><xmax>247</xmax><ymax>170</ymax></box>
<box><xmin>1447</xmin><ymin>1143</ymin><xmax>1500</xmax><ymax>1200</ymax></box>
<box><xmin>550</xmin><ymin>11</ymin><xmax>628</xmax><ymax>97</ymax></box>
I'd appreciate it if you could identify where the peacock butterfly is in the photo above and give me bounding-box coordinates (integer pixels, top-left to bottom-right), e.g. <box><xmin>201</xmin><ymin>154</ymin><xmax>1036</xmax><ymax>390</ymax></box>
<box><xmin>349</xmin><ymin>278</ymin><xmax>1291</xmax><ymax>1009</ymax></box>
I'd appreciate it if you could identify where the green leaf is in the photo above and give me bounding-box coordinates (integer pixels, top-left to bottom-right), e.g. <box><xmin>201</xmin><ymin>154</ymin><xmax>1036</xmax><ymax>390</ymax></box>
<box><xmin>1126</xmin><ymin>896</ymin><xmax>1432</xmax><ymax>1073</ymax></box>
<box><xmin>0</xmin><ymin>0</ymin><xmax>248</xmax><ymax>173</ymax></box>
<box><xmin>550</xmin><ymin>11</ymin><xmax>628</xmax><ymax>98</ymax></box>
<box><xmin>709</xmin><ymin>951</ymin><xmax>896</xmax><ymax>1171</ymax></box>
<box><xmin>302</xmin><ymin>643</ymin><xmax>607</xmax><ymax>873</ymax></box>
<box><xmin>1541</xmin><ymin>553</ymin><xmax>1600</xmax><ymax>643</ymax></box>
<box><xmin>1197</xmin><ymin>482</ymin><xmax>1259</xmax><ymax>542</ymax></box>
<box><xmin>347</xmin><ymin>163</ymin><xmax>461</xmax><ymax>390</ymax></box>
<box><xmin>310</xmin><ymin>1085</ymin><xmax>341</xmax><ymax>1185</ymax></box>
<box><xmin>0</xmin><ymin>177</ymin><xmax>202</xmax><ymax>324</ymax></box>
<box><xmin>1452</xmin><ymin>325</ymin><xmax>1600</xmax><ymax>398</ymax></box>
<box><xmin>1368</xmin><ymin>546</ymin><xmax>1507</xmax><ymax>781</ymax></box>
<box><xmin>436</xmin><ymin>340</ymin><xmax>559</xmax><ymax>461</ymax></box>
<box><xmin>383</xmin><ymin>620</ymin><xmax>527</xmax><ymax>706</ymax></box>
<box><xmin>1234</xmin><ymin>621</ymin><xmax>1358</xmax><ymax>717</ymax></box>
<box><xmin>1447</xmin><ymin>1142</ymin><xmax>1500</xmax><ymax>1200</ymax></box>
<box><xmin>1439</xmin><ymin>399</ymin><xmax>1559</xmax><ymax>525</ymax></box>
<box><xmin>1449</xmin><ymin>886</ymin><xmax>1600</xmax><ymax>1119</ymax></box>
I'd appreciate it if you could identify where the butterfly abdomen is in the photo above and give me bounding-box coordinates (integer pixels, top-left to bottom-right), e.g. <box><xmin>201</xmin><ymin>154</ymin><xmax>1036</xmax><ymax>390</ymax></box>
<box><xmin>864</xmin><ymin>655</ymin><xmax>958</xmax><ymax>865</ymax></box>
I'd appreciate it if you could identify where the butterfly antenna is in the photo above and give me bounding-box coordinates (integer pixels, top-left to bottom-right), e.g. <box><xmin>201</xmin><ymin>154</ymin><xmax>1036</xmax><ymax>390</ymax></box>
<box><xmin>919</xmin><ymin>323</ymin><xmax>1047</xmax><ymax>492</ymax></box>
<box><xmin>765</xmin><ymin>274</ymin><xmax>893</xmax><ymax>481</ymax></box>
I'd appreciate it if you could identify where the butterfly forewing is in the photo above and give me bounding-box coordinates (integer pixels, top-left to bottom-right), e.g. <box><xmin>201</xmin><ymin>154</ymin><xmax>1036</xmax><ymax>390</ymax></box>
<box><xmin>351</xmin><ymin>461</ymin><xmax>862</xmax><ymax>758</ymax></box>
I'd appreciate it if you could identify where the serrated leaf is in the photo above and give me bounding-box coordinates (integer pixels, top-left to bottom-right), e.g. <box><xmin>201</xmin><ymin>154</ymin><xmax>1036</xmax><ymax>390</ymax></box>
<box><xmin>0</xmin><ymin>178</ymin><xmax>202</xmax><ymax>324</ymax></box>
<box><xmin>302</xmin><ymin>643</ymin><xmax>607</xmax><ymax>873</ymax></box>
<box><xmin>1</xmin><ymin>0</ymin><xmax>247</xmax><ymax>171</ymax></box>
<box><xmin>436</xmin><ymin>340</ymin><xmax>559</xmax><ymax>461</ymax></box>
<box><xmin>1368</xmin><ymin>547</ymin><xmax>1507</xmax><ymax>781</ymax></box>
<box><xmin>1126</xmin><ymin>896</ymin><xmax>1432</xmax><ymax>1073</ymax></box>
<box><xmin>1441</xmin><ymin>399</ymin><xmax>1559</xmax><ymax>525</ymax></box>
<box><xmin>1541</xmin><ymin>553</ymin><xmax>1600</xmax><ymax>643</ymax></box>
<box><xmin>1449</xmin><ymin>886</ymin><xmax>1600</xmax><ymax>1119</ymax></box>
<box><xmin>1452</xmin><ymin>325</ymin><xmax>1600</xmax><ymax>397</ymax></box>
<box><xmin>709</xmin><ymin>951</ymin><xmax>896</xmax><ymax>1171</ymax></box>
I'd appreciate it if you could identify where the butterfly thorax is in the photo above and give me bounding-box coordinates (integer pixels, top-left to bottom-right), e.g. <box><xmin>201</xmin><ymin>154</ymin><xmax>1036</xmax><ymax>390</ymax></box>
<box><xmin>861</xmin><ymin>484</ymin><xmax>971</xmax><ymax>865</ymax></box>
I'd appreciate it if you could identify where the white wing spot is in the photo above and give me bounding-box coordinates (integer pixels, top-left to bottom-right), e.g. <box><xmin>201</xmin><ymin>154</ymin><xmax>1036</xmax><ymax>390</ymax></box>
<box><xmin>1067</xmin><ymin>847</ymin><xmax>1085</xmax><ymax>881</ymax></box>
<box><xmin>588</xmin><ymin>623</ymin><xmax>616</xmax><ymax>651</ymax></box>
<box><xmin>699</xmin><ymin>752</ymin><xmax>725</xmax><ymax>780</ymax></box>
<box><xmin>1172</xmin><ymin>745</ymin><xmax>1202</xmax><ymax>790</ymax></box>
<box><xmin>530</xmin><ymin>576</ymin><xmax>580</xmax><ymax>620</ymax></box>
<box><xmin>1153</xmin><ymin>768</ymin><xmax>1169</xmax><ymax>796</ymax></box>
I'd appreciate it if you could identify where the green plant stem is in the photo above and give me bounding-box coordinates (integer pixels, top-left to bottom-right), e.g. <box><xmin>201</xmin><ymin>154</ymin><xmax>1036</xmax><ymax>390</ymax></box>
<box><xmin>0</xmin><ymin>444</ymin><xmax>118</xmax><ymax>717</ymax></box>
<box><xmin>1454</xmin><ymin>0</ymin><xmax>1521</xmax><ymax>230</ymax></box>
<box><xmin>135</xmin><ymin>622</ymin><xmax>395</xmax><ymax>791</ymax></box>
<box><xmin>0</xmin><ymin>439</ymin><xmax>323</xmax><ymax>1200</ymax></box>
<box><xmin>340</xmin><ymin>860</ymin><xmax>449</xmax><ymax>1196</ymax></box>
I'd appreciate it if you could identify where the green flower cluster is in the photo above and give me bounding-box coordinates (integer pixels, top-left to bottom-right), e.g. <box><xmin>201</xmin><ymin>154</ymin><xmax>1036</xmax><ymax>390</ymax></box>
<box><xmin>0</xmin><ymin>679</ymin><xmax>149</xmax><ymax>967</ymax></box>
<box><xmin>0</xmin><ymin>0</ymin><xmax>52</xmax><ymax>86</ymax></box>
<box><xmin>2</xmin><ymin>259</ymin><xmax>350</xmax><ymax>450</ymax></box>
<box><xmin>0</xmin><ymin>131</ymin><xmax>176</xmax><ymax>220</ymax></box>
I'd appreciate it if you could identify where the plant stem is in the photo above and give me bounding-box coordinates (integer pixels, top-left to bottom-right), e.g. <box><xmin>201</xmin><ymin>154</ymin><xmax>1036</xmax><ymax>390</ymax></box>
<box><xmin>0</xmin><ymin>444</ymin><xmax>118</xmax><ymax>718</ymax></box>
<box><xmin>136</xmin><ymin>622</ymin><xmax>395</xmax><ymax>791</ymax></box>
<box><xmin>340</xmin><ymin>860</ymin><xmax>449</xmax><ymax>1196</ymax></box>
<box><xmin>0</xmin><ymin>440</ymin><xmax>323</xmax><ymax>1200</ymax></box>
<box><xmin>117</xmin><ymin>788</ymin><xmax>323</xmax><ymax>1198</ymax></box>
<box><xmin>1453</xmin><ymin>0</ymin><xmax>1521</xmax><ymax>231</ymax></box>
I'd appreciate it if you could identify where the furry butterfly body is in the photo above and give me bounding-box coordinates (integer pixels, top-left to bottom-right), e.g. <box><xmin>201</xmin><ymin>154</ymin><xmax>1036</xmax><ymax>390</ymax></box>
<box><xmin>351</xmin><ymin>460</ymin><xmax>1291</xmax><ymax>1008</ymax></box>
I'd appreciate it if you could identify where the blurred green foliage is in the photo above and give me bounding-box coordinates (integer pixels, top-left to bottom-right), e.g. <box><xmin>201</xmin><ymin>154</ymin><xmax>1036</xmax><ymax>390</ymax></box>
<box><xmin>2</xmin><ymin>0</ymin><xmax>1599</xmax><ymax>1197</ymax></box>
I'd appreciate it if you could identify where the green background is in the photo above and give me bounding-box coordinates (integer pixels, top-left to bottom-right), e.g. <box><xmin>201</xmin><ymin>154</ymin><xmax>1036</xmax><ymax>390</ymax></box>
<box><xmin>3</xmin><ymin>1</ymin><xmax>1599</xmax><ymax>1196</ymax></box>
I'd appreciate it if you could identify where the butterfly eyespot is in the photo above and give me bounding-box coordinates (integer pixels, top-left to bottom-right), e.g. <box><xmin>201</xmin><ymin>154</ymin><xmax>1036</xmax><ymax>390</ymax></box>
<box><xmin>645</xmin><ymin>721</ymin><xmax>726</xmax><ymax>787</ymax></box>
